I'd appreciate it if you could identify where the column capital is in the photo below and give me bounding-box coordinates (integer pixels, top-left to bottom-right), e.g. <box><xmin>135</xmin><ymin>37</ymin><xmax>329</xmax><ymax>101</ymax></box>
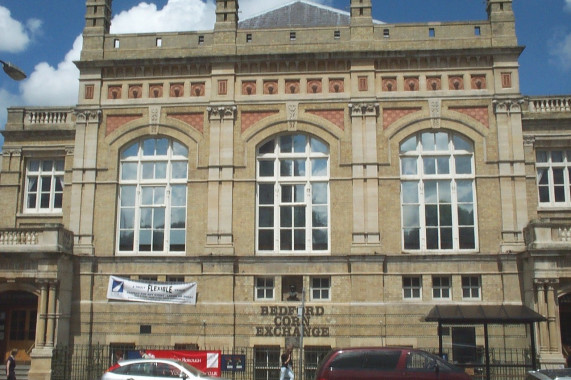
<box><xmin>348</xmin><ymin>102</ymin><xmax>379</xmax><ymax>118</ymax></box>
<box><xmin>207</xmin><ymin>105</ymin><xmax>237</xmax><ymax>121</ymax></box>
<box><xmin>74</xmin><ymin>109</ymin><xmax>101</xmax><ymax>123</ymax></box>
<box><xmin>493</xmin><ymin>98</ymin><xmax>524</xmax><ymax>115</ymax></box>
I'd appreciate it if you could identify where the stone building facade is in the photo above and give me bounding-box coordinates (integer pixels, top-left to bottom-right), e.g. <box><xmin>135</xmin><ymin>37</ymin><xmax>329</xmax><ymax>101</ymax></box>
<box><xmin>0</xmin><ymin>0</ymin><xmax>570</xmax><ymax>379</ymax></box>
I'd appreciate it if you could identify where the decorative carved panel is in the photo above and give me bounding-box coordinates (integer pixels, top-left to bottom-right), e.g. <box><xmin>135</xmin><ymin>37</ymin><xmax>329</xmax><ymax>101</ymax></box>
<box><xmin>382</xmin><ymin>78</ymin><xmax>397</xmax><ymax>92</ymax></box>
<box><xmin>149</xmin><ymin>84</ymin><xmax>163</xmax><ymax>98</ymax></box>
<box><xmin>285</xmin><ymin>80</ymin><xmax>300</xmax><ymax>94</ymax></box>
<box><xmin>471</xmin><ymin>75</ymin><xmax>486</xmax><ymax>90</ymax></box>
<box><xmin>128</xmin><ymin>84</ymin><xmax>142</xmax><ymax>99</ymax></box>
<box><xmin>241</xmin><ymin>81</ymin><xmax>256</xmax><ymax>95</ymax></box>
<box><xmin>449</xmin><ymin>76</ymin><xmax>464</xmax><ymax>90</ymax></box>
<box><xmin>426</xmin><ymin>77</ymin><xmax>441</xmax><ymax>91</ymax></box>
<box><xmin>170</xmin><ymin>83</ymin><xmax>184</xmax><ymax>97</ymax></box>
<box><xmin>263</xmin><ymin>80</ymin><xmax>278</xmax><ymax>95</ymax></box>
<box><xmin>191</xmin><ymin>82</ymin><xmax>205</xmax><ymax>97</ymax></box>
<box><xmin>404</xmin><ymin>77</ymin><xmax>419</xmax><ymax>91</ymax></box>
<box><xmin>329</xmin><ymin>78</ymin><xmax>344</xmax><ymax>93</ymax></box>
<box><xmin>307</xmin><ymin>79</ymin><xmax>322</xmax><ymax>94</ymax></box>
<box><xmin>108</xmin><ymin>85</ymin><xmax>122</xmax><ymax>100</ymax></box>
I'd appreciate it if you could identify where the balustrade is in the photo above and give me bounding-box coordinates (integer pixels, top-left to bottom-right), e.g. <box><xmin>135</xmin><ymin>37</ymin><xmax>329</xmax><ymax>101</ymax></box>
<box><xmin>26</xmin><ymin>110</ymin><xmax>69</xmax><ymax>124</ymax></box>
<box><xmin>528</xmin><ymin>97</ymin><xmax>571</xmax><ymax>113</ymax></box>
<box><xmin>0</xmin><ymin>226</ymin><xmax>73</xmax><ymax>253</ymax></box>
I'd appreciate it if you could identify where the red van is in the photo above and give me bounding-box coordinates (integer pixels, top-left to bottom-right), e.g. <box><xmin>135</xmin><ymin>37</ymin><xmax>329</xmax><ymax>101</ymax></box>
<box><xmin>314</xmin><ymin>347</ymin><xmax>472</xmax><ymax>380</ymax></box>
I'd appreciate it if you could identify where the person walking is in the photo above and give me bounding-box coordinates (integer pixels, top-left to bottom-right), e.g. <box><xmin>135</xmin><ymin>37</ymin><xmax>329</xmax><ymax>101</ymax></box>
<box><xmin>279</xmin><ymin>344</ymin><xmax>294</xmax><ymax>380</ymax></box>
<box><xmin>6</xmin><ymin>349</ymin><xmax>17</xmax><ymax>380</ymax></box>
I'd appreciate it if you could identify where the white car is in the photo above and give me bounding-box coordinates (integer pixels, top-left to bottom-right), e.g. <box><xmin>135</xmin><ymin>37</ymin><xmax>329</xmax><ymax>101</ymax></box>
<box><xmin>526</xmin><ymin>369</ymin><xmax>571</xmax><ymax>380</ymax></box>
<box><xmin>101</xmin><ymin>358</ymin><xmax>230</xmax><ymax>380</ymax></box>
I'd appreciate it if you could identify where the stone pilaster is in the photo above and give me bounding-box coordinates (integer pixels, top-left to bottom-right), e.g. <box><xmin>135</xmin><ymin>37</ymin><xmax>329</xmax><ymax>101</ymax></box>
<box><xmin>493</xmin><ymin>99</ymin><xmax>527</xmax><ymax>252</ymax></box>
<box><xmin>70</xmin><ymin>109</ymin><xmax>101</xmax><ymax>255</ymax></box>
<box><xmin>205</xmin><ymin>106</ymin><xmax>236</xmax><ymax>254</ymax></box>
<box><xmin>349</xmin><ymin>103</ymin><xmax>380</xmax><ymax>253</ymax></box>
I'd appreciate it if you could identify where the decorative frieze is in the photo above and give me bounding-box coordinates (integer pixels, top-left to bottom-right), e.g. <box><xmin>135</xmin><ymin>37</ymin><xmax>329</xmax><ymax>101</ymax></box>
<box><xmin>493</xmin><ymin>98</ymin><xmax>524</xmax><ymax>115</ymax></box>
<box><xmin>349</xmin><ymin>102</ymin><xmax>379</xmax><ymax>118</ymax></box>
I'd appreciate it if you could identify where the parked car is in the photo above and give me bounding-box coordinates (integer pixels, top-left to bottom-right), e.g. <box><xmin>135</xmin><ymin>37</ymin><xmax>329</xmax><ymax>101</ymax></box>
<box><xmin>314</xmin><ymin>347</ymin><xmax>472</xmax><ymax>380</ymax></box>
<box><xmin>101</xmin><ymin>358</ymin><xmax>230</xmax><ymax>380</ymax></box>
<box><xmin>526</xmin><ymin>369</ymin><xmax>571</xmax><ymax>379</ymax></box>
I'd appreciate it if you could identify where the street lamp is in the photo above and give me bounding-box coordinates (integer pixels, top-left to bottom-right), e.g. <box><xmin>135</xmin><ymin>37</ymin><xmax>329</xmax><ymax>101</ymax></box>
<box><xmin>0</xmin><ymin>60</ymin><xmax>27</xmax><ymax>81</ymax></box>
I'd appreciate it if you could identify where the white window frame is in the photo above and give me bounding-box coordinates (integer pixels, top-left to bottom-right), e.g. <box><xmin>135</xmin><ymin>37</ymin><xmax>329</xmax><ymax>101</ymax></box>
<box><xmin>255</xmin><ymin>277</ymin><xmax>275</xmax><ymax>301</ymax></box>
<box><xmin>536</xmin><ymin>150</ymin><xmax>571</xmax><ymax>207</ymax></box>
<box><xmin>117</xmin><ymin>137</ymin><xmax>188</xmax><ymax>255</ymax></box>
<box><xmin>432</xmin><ymin>276</ymin><xmax>451</xmax><ymax>300</ymax></box>
<box><xmin>400</xmin><ymin>131</ymin><xmax>478</xmax><ymax>252</ymax></box>
<box><xmin>461</xmin><ymin>275</ymin><xmax>481</xmax><ymax>300</ymax></box>
<box><xmin>24</xmin><ymin>158</ymin><xmax>65</xmax><ymax>213</ymax></box>
<box><xmin>311</xmin><ymin>277</ymin><xmax>331</xmax><ymax>301</ymax></box>
<box><xmin>256</xmin><ymin>134</ymin><xmax>330</xmax><ymax>254</ymax></box>
<box><xmin>403</xmin><ymin>276</ymin><xmax>422</xmax><ymax>300</ymax></box>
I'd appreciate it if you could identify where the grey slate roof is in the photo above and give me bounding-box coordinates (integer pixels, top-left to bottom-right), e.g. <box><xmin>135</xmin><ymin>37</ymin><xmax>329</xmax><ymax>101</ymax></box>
<box><xmin>238</xmin><ymin>0</ymin><xmax>351</xmax><ymax>29</ymax></box>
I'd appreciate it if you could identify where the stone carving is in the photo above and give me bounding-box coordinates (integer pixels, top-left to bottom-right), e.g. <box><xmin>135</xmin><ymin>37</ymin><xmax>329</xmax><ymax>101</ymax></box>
<box><xmin>207</xmin><ymin>106</ymin><xmax>237</xmax><ymax>121</ymax></box>
<box><xmin>287</xmin><ymin>102</ymin><xmax>298</xmax><ymax>130</ymax></box>
<box><xmin>349</xmin><ymin>103</ymin><xmax>379</xmax><ymax>118</ymax></box>
<box><xmin>429</xmin><ymin>98</ymin><xmax>442</xmax><ymax>128</ymax></box>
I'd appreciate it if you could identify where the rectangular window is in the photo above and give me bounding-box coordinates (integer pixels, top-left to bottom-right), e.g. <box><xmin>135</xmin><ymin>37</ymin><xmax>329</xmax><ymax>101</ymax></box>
<box><xmin>333</xmin><ymin>30</ymin><xmax>340</xmax><ymax>39</ymax></box>
<box><xmin>290</xmin><ymin>32</ymin><xmax>296</xmax><ymax>41</ymax></box>
<box><xmin>198</xmin><ymin>35</ymin><xmax>204</xmax><ymax>45</ymax></box>
<box><xmin>25</xmin><ymin>159</ymin><xmax>65</xmax><ymax>213</ymax></box>
<box><xmin>536</xmin><ymin>150</ymin><xmax>571</xmax><ymax>206</ymax></box>
<box><xmin>254</xmin><ymin>346</ymin><xmax>280</xmax><ymax>380</ymax></box>
<box><xmin>383</xmin><ymin>29</ymin><xmax>390</xmax><ymax>38</ymax></box>
<box><xmin>462</xmin><ymin>276</ymin><xmax>481</xmax><ymax>299</ymax></box>
<box><xmin>305</xmin><ymin>347</ymin><xmax>331</xmax><ymax>380</ymax></box>
<box><xmin>501</xmin><ymin>72</ymin><xmax>512</xmax><ymax>88</ymax></box>
<box><xmin>429</xmin><ymin>28</ymin><xmax>435</xmax><ymax>38</ymax></box>
<box><xmin>474</xmin><ymin>26</ymin><xmax>481</xmax><ymax>36</ymax></box>
<box><xmin>114</xmin><ymin>39</ymin><xmax>120</xmax><ymax>48</ymax></box>
<box><xmin>256</xmin><ymin>277</ymin><xmax>274</xmax><ymax>300</ymax></box>
<box><xmin>432</xmin><ymin>276</ymin><xmax>451</xmax><ymax>299</ymax></box>
<box><xmin>246</xmin><ymin>33</ymin><xmax>252</xmax><ymax>43</ymax></box>
<box><xmin>166</xmin><ymin>276</ymin><xmax>185</xmax><ymax>283</ymax></box>
<box><xmin>218</xmin><ymin>79</ymin><xmax>228</xmax><ymax>95</ymax></box>
<box><xmin>156</xmin><ymin>38</ymin><xmax>162</xmax><ymax>47</ymax></box>
<box><xmin>311</xmin><ymin>277</ymin><xmax>330</xmax><ymax>300</ymax></box>
<box><xmin>403</xmin><ymin>276</ymin><xmax>422</xmax><ymax>300</ymax></box>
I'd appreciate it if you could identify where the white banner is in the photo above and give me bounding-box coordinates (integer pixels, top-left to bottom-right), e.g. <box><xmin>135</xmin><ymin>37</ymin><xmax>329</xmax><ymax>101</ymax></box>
<box><xmin>107</xmin><ymin>276</ymin><xmax>197</xmax><ymax>305</ymax></box>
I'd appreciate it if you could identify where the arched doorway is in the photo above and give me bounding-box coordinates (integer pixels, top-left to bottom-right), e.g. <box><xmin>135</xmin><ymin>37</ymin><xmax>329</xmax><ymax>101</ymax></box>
<box><xmin>0</xmin><ymin>291</ymin><xmax>37</xmax><ymax>363</ymax></box>
<box><xmin>560</xmin><ymin>293</ymin><xmax>571</xmax><ymax>363</ymax></box>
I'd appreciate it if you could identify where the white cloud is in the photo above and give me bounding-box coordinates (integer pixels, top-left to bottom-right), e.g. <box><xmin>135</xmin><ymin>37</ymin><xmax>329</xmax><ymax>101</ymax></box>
<box><xmin>0</xmin><ymin>6</ymin><xmax>42</xmax><ymax>53</ymax></box>
<box><xmin>111</xmin><ymin>0</ymin><xmax>216</xmax><ymax>33</ymax></box>
<box><xmin>565</xmin><ymin>0</ymin><xmax>571</xmax><ymax>12</ymax></box>
<box><xmin>549</xmin><ymin>30</ymin><xmax>571</xmax><ymax>72</ymax></box>
<box><xmin>19</xmin><ymin>35</ymin><xmax>82</xmax><ymax>106</ymax></box>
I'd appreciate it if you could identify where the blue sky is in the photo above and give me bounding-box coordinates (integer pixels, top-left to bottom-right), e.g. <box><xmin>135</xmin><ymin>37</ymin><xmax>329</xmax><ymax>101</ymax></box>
<box><xmin>1</xmin><ymin>0</ymin><xmax>570</xmax><ymax>147</ymax></box>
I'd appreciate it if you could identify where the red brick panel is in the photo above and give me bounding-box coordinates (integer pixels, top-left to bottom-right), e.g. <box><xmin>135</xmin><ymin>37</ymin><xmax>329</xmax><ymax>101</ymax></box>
<box><xmin>382</xmin><ymin>108</ymin><xmax>421</xmax><ymax>129</ymax></box>
<box><xmin>306</xmin><ymin>109</ymin><xmax>345</xmax><ymax>130</ymax></box>
<box><xmin>241</xmin><ymin>111</ymin><xmax>279</xmax><ymax>132</ymax></box>
<box><xmin>106</xmin><ymin>114</ymin><xmax>143</xmax><ymax>135</ymax></box>
<box><xmin>167</xmin><ymin>113</ymin><xmax>205</xmax><ymax>133</ymax></box>
<box><xmin>449</xmin><ymin>106</ymin><xmax>489</xmax><ymax>128</ymax></box>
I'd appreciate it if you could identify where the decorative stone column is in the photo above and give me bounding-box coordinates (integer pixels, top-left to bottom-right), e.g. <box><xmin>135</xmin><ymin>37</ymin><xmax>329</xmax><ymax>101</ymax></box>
<box><xmin>205</xmin><ymin>106</ymin><xmax>236</xmax><ymax>254</ymax></box>
<box><xmin>493</xmin><ymin>99</ymin><xmax>527</xmax><ymax>252</ymax></box>
<box><xmin>546</xmin><ymin>280</ymin><xmax>560</xmax><ymax>352</ymax></box>
<box><xmin>535</xmin><ymin>279</ymin><xmax>548</xmax><ymax>352</ymax></box>
<box><xmin>70</xmin><ymin>110</ymin><xmax>101</xmax><ymax>255</ymax></box>
<box><xmin>36</xmin><ymin>282</ymin><xmax>48</xmax><ymax>347</ymax></box>
<box><xmin>349</xmin><ymin>102</ymin><xmax>380</xmax><ymax>252</ymax></box>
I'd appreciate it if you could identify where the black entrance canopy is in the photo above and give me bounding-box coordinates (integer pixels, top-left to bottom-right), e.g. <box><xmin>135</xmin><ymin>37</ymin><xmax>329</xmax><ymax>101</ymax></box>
<box><xmin>426</xmin><ymin>304</ymin><xmax>546</xmax><ymax>324</ymax></box>
<box><xmin>425</xmin><ymin>304</ymin><xmax>546</xmax><ymax>380</ymax></box>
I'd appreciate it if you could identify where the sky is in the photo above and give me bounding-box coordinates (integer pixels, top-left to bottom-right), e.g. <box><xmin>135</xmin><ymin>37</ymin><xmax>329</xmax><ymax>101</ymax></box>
<box><xmin>0</xmin><ymin>0</ymin><xmax>570</xmax><ymax>147</ymax></box>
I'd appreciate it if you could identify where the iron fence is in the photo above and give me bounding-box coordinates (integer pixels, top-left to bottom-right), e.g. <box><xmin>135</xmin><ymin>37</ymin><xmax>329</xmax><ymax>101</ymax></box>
<box><xmin>51</xmin><ymin>345</ymin><xmax>534</xmax><ymax>380</ymax></box>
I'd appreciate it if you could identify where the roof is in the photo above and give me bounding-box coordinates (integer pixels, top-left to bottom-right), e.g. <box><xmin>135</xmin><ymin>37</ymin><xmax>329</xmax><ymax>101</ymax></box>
<box><xmin>238</xmin><ymin>0</ymin><xmax>382</xmax><ymax>29</ymax></box>
<box><xmin>425</xmin><ymin>305</ymin><xmax>546</xmax><ymax>324</ymax></box>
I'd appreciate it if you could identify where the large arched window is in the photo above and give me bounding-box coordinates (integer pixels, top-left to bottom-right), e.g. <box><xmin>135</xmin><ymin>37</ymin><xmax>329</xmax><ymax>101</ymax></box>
<box><xmin>257</xmin><ymin>134</ymin><xmax>330</xmax><ymax>254</ymax></box>
<box><xmin>118</xmin><ymin>137</ymin><xmax>188</xmax><ymax>254</ymax></box>
<box><xmin>400</xmin><ymin>131</ymin><xmax>477</xmax><ymax>251</ymax></box>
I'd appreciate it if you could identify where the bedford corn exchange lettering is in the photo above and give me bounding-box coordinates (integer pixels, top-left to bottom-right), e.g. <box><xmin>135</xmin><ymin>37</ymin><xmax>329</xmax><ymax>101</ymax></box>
<box><xmin>256</xmin><ymin>306</ymin><xmax>330</xmax><ymax>337</ymax></box>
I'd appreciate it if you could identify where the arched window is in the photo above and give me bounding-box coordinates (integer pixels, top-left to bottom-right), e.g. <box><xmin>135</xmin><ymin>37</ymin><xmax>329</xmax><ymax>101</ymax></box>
<box><xmin>257</xmin><ymin>134</ymin><xmax>330</xmax><ymax>253</ymax></box>
<box><xmin>400</xmin><ymin>131</ymin><xmax>477</xmax><ymax>251</ymax></box>
<box><xmin>118</xmin><ymin>137</ymin><xmax>188</xmax><ymax>254</ymax></box>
